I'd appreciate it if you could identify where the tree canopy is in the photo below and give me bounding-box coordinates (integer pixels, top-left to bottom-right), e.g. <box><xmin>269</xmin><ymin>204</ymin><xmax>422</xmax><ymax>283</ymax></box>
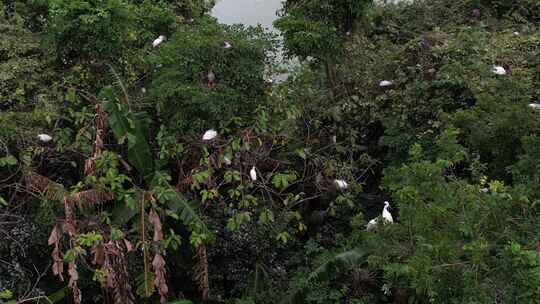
<box><xmin>0</xmin><ymin>0</ymin><xmax>539</xmax><ymax>303</ymax></box>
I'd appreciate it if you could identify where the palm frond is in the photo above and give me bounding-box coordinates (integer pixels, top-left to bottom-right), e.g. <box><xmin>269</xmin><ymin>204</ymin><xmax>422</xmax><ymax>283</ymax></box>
<box><xmin>163</xmin><ymin>189</ymin><xmax>209</xmax><ymax>235</ymax></box>
<box><xmin>107</xmin><ymin>64</ymin><xmax>130</xmax><ymax>107</ymax></box>
<box><xmin>24</xmin><ymin>171</ymin><xmax>68</xmax><ymax>201</ymax></box>
<box><xmin>67</xmin><ymin>189</ymin><xmax>116</xmax><ymax>209</ymax></box>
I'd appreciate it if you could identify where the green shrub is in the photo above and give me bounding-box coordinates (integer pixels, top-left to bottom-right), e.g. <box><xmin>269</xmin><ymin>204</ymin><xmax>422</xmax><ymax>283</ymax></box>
<box><xmin>46</xmin><ymin>0</ymin><xmax>136</xmax><ymax>64</ymax></box>
<box><xmin>0</xmin><ymin>11</ymin><xmax>47</xmax><ymax>109</ymax></box>
<box><xmin>148</xmin><ymin>18</ymin><xmax>273</xmax><ymax>133</ymax></box>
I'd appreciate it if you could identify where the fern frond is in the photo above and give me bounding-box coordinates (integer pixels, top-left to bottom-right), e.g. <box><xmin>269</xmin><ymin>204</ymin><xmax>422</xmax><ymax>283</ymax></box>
<box><xmin>67</xmin><ymin>189</ymin><xmax>116</xmax><ymax>209</ymax></box>
<box><xmin>24</xmin><ymin>171</ymin><xmax>68</xmax><ymax>201</ymax></box>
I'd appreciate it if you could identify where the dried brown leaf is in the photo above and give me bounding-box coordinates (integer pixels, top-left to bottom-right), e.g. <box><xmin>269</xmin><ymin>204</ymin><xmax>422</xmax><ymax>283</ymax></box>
<box><xmin>63</xmin><ymin>198</ymin><xmax>77</xmax><ymax>238</ymax></box>
<box><xmin>124</xmin><ymin>239</ymin><xmax>134</xmax><ymax>253</ymax></box>
<box><xmin>85</xmin><ymin>103</ymin><xmax>108</xmax><ymax>177</ymax></box>
<box><xmin>48</xmin><ymin>224</ymin><xmax>61</xmax><ymax>246</ymax></box>
<box><xmin>148</xmin><ymin>209</ymin><xmax>163</xmax><ymax>242</ymax></box>
<box><xmin>92</xmin><ymin>245</ymin><xmax>105</xmax><ymax>266</ymax></box>
<box><xmin>194</xmin><ymin>245</ymin><xmax>210</xmax><ymax>301</ymax></box>
<box><xmin>68</xmin><ymin>262</ymin><xmax>82</xmax><ymax>304</ymax></box>
<box><xmin>67</xmin><ymin>189</ymin><xmax>115</xmax><ymax>208</ymax></box>
<box><xmin>152</xmin><ymin>253</ymin><xmax>168</xmax><ymax>304</ymax></box>
<box><xmin>51</xmin><ymin>245</ymin><xmax>64</xmax><ymax>281</ymax></box>
<box><xmin>24</xmin><ymin>172</ymin><xmax>66</xmax><ymax>201</ymax></box>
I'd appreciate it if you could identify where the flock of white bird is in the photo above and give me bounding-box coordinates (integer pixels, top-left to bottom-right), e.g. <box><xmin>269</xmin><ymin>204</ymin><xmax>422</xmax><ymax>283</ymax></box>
<box><xmin>199</xmin><ymin>128</ymin><xmax>394</xmax><ymax>230</ymax></box>
<box><xmin>34</xmin><ymin>35</ymin><xmax>539</xmax><ymax>232</ymax></box>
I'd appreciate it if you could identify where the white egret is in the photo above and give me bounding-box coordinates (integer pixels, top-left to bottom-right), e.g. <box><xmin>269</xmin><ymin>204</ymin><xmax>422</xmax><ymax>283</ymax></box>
<box><xmin>528</xmin><ymin>103</ymin><xmax>540</xmax><ymax>110</ymax></box>
<box><xmin>250</xmin><ymin>166</ymin><xmax>257</xmax><ymax>181</ymax></box>
<box><xmin>492</xmin><ymin>65</ymin><xmax>507</xmax><ymax>75</ymax></box>
<box><xmin>223</xmin><ymin>156</ymin><xmax>232</xmax><ymax>166</ymax></box>
<box><xmin>152</xmin><ymin>35</ymin><xmax>166</xmax><ymax>48</ymax></box>
<box><xmin>379</xmin><ymin>80</ymin><xmax>393</xmax><ymax>87</ymax></box>
<box><xmin>334</xmin><ymin>179</ymin><xmax>348</xmax><ymax>190</ymax></box>
<box><xmin>366</xmin><ymin>201</ymin><xmax>393</xmax><ymax>230</ymax></box>
<box><xmin>222</xmin><ymin>41</ymin><xmax>232</xmax><ymax>49</ymax></box>
<box><xmin>202</xmin><ymin>129</ymin><xmax>218</xmax><ymax>141</ymax></box>
<box><xmin>366</xmin><ymin>218</ymin><xmax>378</xmax><ymax>231</ymax></box>
<box><xmin>37</xmin><ymin>134</ymin><xmax>53</xmax><ymax>143</ymax></box>
<box><xmin>382</xmin><ymin>201</ymin><xmax>393</xmax><ymax>223</ymax></box>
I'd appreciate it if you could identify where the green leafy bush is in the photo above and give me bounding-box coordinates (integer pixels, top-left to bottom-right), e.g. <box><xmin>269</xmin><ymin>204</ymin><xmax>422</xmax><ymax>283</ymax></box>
<box><xmin>46</xmin><ymin>0</ymin><xmax>136</xmax><ymax>64</ymax></box>
<box><xmin>148</xmin><ymin>17</ymin><xmax>273</xmax><ymax>133</ymax></box>
<box><xmin>0</xmin><ymin>11</ymin><xmax>47</xmax><ymax>109</ymax></box>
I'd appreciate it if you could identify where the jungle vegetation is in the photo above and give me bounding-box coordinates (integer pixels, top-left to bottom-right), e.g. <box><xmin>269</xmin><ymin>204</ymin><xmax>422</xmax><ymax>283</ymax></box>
<box><xmin>0</xmin><ymin>0</ymin><xmax>539</xmax><ymax>303</ymax></box>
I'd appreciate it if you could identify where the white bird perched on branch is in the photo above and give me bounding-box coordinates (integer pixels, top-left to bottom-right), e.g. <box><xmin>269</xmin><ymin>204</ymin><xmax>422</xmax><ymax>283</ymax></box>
<box><xmin>379</xmin><ymin>80</ymin><xmax>393</xmax><ymax>87</ymax></box>
<box><xmin>152</xmin><ymin>35</ymin><xmax>166</xmax><ymax>48</ymax></box>
<box><xmin>366</xmin><ymin>201</ymin><xmax>393</xmax><ymax>230</ymax></box>
<box><xmin>222</xmin><ymin>41</ymin><xmax>233</xmax><ymax>49</ymax></box>
<box><xmin>334</xmin><ymin>179</ymin><xmax>348</xmax><ymax>190</ymax></box>
<box><xmin>250</xmin><ymin>166</ymin><xmax>257</xmax><ymax>181</ymax></box>
<box><xmin>37</xmin><ymin>134</ymin><xmax>53</xmax><ymax>143</ymax></box>
<box><xmin>492</xmin><ymin>65</ymin><xmax>506</xmax><ymax>75</ymax></box>
<box><xmin>202</xmin><ymin>129</ymin><xmax>218</xmax><ymax>141</ymax></box>
<box><xmin>528</xmin><ymin>103</ymin><xmax>540</xmax><ymax>110</ymax></box>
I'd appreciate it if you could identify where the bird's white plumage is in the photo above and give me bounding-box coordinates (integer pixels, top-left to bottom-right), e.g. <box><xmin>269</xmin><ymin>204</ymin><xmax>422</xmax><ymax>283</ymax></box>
<box><xmin>366</xmin><ymin>201</ymin><xmax>393</xmax><ymax>230</ymax></box>
<box><xmin>382</xmin><ymin>201</ymin><xmax>393</xmax><ymax>223</ymax></box>
<box><xmin>223</xmin><ymin>156</ymin><xmax>232</xmax><ymax>166</ymax></box>
<box><xmin>492</xmin><ymin>65</ymin><xmax>507</xmax><ymax>75</ymax></box>
<box><xmin>379</xmin><ymin>80</ymin><xmax>393</xmax><ymax>87</ymax></box>
<box><xmin>528</xmin><ymin>103</ymin><xmax>540</xmax><ymax>110</ymax></box>
<box><xmin>223</xmin><ymin>41</ymin><xmax>232</xmax><ymax>49</ymax></box>
<box><xmin>250</xmin><ymin>166</ymin><xmax>257</xmax><ymax>181</ymax></box>
<box><xmin>334</xmin><ymin>179</ymin><xmax>348</xmax><ymax>190</ymax></box>
<box><xmin>202</xmin><ymin>129</ymin><xmax>218</xmax><ymax>141</ymax></box>
<box><xmin>366</xmin><ymin>218</ymin><xmax>378</xmax><ymax>231</ymax></box>
<box><xmin>152</xmin><ymin>35</ymin><xmax>166</xmax><ymax>48</ymax></box>
<box><xmin>37</xmin><ymin>134</ymin><xmax>53</xmax><ymax>143</ymax></box>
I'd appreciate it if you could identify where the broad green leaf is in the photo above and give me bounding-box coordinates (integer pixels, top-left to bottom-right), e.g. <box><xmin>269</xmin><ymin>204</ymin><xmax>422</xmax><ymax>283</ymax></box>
<box><xmin>0</xmin><ymin>155</ymin><xmax>17</xmax><ymax>167</ymax></box>
<box><xmin>102</xmin><ymin>87</ymin><xmax>153</xmax><ymax>181</ymax></box>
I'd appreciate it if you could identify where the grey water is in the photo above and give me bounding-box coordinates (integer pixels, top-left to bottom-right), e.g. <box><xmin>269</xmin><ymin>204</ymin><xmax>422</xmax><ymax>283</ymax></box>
<box><xmin>212</xmin><ymin>0</ymin><xmax>293</xmax><ymax>83</ymax></box>
<box><xmin>211</xmin><ymin>0</ymin><xmax>283</xmax><ymax>31</ymax></box>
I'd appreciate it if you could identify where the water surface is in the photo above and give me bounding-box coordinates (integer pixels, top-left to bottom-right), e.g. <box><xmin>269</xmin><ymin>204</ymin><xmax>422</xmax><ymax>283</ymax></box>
<box><xmin>212</xmin><ymin>0</ymin><xmax>283</xmax><ymax>31</ymax></box>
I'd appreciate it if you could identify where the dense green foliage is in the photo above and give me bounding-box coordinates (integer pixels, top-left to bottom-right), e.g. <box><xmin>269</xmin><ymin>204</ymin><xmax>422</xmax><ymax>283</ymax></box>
<box><xmin>1</xmin><ymin>0</ymin><xmax>539</xmax><ymax>303</ymax></box>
